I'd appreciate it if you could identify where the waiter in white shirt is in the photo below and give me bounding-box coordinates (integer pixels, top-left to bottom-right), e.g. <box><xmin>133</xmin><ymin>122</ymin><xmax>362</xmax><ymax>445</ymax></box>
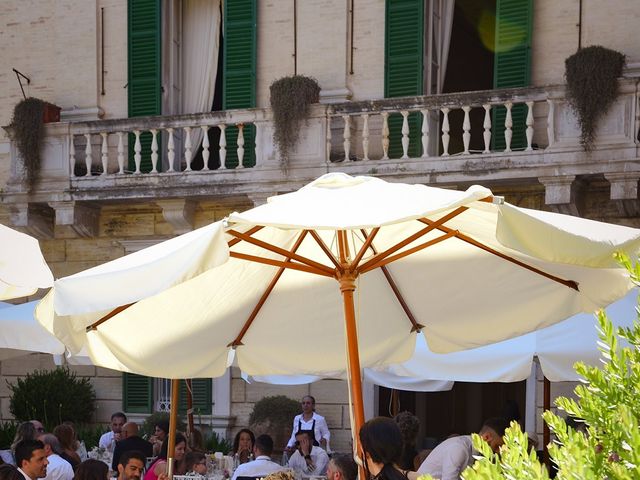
<box><xmin>286</xmin><ymin>395</ymin><xmax>330</xmax><ymax>452</ymax></box>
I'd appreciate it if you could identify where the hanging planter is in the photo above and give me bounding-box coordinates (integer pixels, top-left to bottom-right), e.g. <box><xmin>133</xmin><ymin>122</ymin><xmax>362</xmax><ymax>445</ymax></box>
<box><xmin>269</xmin><ymin>75</ymin><xmax>320</xmax><ymax>163</ymax></box>
<box><xmin>10</xmin><ymin>97</ymin><xmax>61</xmax><ymax>187</ymax></box>
<box><xmin>565</xmin><ymin>46</ymin><xmax>625</xmax><ymax>151</ymax></box>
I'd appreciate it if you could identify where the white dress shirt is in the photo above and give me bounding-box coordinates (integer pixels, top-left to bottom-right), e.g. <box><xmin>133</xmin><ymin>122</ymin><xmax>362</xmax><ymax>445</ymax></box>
<box><xmin>17</xmin><ymin>468</ymin><xmax>31</xmax><ymax>480</ymax></box>
<box><xmin>286</xmin><ymin>413</ymin><xmax>330</xmax><ymax>449</ymax></box>
<box><xmin>41</xmin><ymin>454</ymin><xmax>74</xmax><ymax>480</ymax></box>
<box><xmin>231</xmin><ymin>455</ymin><xmax>285</xmax><ymax>480</ymax></box>
<box><xmin>417</xmin><ymin>435</ymin><xmax>475</xmax><ymax>480</ymax></box>
<box><xmin>98</xmin><ymin>431</ymin><xmax>116</xmax><ymax>450</ymax></box>
<box><xmin>288</xmin><ymin>446</ymin><xmax>329</xmax><ymax>476</ymax></box>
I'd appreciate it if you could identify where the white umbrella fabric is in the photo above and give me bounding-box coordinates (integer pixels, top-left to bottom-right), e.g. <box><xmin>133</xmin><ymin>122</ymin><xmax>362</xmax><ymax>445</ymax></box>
<box><xmin>0</xmin><ymin>224</ymin><xmax>54</xmax><ymax>300</ymax></box>
<box><xmin>36</xmin><ymin>173</ymin><xmax>640</xmax><ymax>460</ymax></box>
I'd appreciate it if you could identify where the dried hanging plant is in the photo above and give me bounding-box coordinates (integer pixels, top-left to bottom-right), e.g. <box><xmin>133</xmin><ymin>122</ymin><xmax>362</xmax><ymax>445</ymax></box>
<box><xmin>10</xmin><ymin>97</ymin><xmax>46</xmax><ymax>187</ymax></box>
<box><xmin>269</xmin><ymin>75</ymin><xmax>320</xmax><ymax>163</ymax></box>
<box><xmin>565</xmin><ymin>46</ymin><xmax>625</xmax><ymax>151</ymax></box>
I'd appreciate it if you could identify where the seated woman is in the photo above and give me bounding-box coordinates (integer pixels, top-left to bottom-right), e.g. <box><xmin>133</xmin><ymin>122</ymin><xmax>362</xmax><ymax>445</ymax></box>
<box><xmin>184</xmin><ymin>452</ymin><xmax>207</xmax><ymax>476</ymax></box>
<box><xmin>144</xmin><ymin>433</ymin><xmax>187</xmax><ymax>480</ymax></box>
<box><xmin>150</xmin><ymin>421</ymin><xmax>169</xmax><ymax>458</ymax></box>
<box><xmin>231</xmin><ymin>429</ymin><xmax>255</xmax><ymax>465</ymax></box>
<box><xmin>72</xmin><ymin>459</ymin><xmax>109</xmax><ymax>480</ymax></box>
<box><xmin>54</xmin><ymin>424</ymin><xmax>82</xmax><ymax>471</ymax></box>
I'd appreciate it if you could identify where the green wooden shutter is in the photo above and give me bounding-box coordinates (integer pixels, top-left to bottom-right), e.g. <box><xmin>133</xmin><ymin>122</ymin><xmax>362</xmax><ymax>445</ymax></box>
<box><xmin>179</xmin><ymin>379</ymin><xmax>213</xmax><ymax>415</ymax></box>
<box><xmin>384</xmin><ymin>0</ymin><xmax>423</xmax><ymax>158</ymax></box>
<box><xmin>128</xmin><ymin>0</ymin><xmax>161</xmax><ymax>172</ymax></box>
<box><xmin>223</xmin><ymin>0</ymin><xmax>257</xmax><ymax>168</ymax></box>
<box><xmin>492</xmin><ymin>0</ymin><xmax>533</xmax><ymax>151</ymax></box>
<box><xmin>123</xmin><ymin>373</ymin><xmax>153</xmax><ymax>414</ymax></box>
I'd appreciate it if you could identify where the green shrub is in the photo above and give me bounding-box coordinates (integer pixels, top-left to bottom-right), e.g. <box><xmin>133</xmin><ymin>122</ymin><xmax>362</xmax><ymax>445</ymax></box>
<box><xmin>75</xmin><ymin>423</ymin><xmax>105</xmax><ymax>450</ymax></box>
<box><xmin>0</xmin><ymin>422</ymin><xmax>17</xmax><ymax>450</ymax></box>
<box><xmin>8</xmin><ymin>367</ymin><xmax>96</xmax><ymax>428</ymax></box>
<box><xmin>205</xmin><ymin>431</ymin><xmax>232</xmax><ymax>454</ymax></box>
<box><xmin>445</xmin><ymin>253</ymin><xmax>640</xmax><ymax>479</ymax></box>
<box><xmin>249</xmin><ymin>395</ymin><xmax>300</xmax><ymax>427</ymax></box>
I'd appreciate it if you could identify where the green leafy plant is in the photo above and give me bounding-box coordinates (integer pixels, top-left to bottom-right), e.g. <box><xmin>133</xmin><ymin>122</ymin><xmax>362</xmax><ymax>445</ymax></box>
<box><xmin>0</xmin><ymin>422</ymin><xmax>18</xmax><ymax>450</ymax></box>
<box><xmin>565</xmin><ymin>46</ymin><xmax>625</xmax><ymax>151</ymax></box>
<box><xmin>75</xmin><ymin>423</ymin><xmax>105</xmax><ymax>450</ymax></box>
<box><xmin>8</xmin><ymin>367</ymin><xmax>96</xmax><ymax>428</ymax></box>
<box><xmin>205</xmin><ymin>431</ymin><xmax>232</xmax><ymax>454</ymax></box>
<box><xmin>269</xmin><ymin>75</ymin><xmax>320</xmax><ymax>163</ymax></box>
<box><xmin>10</xmin><ymin>97</ymin><xmax>47</xmax><ymax>187</ymax></box>
<box><xmin>249</xmin><ymin>395</ymin><xmax>300</xmax><ymax>453</ymax></box>
<box><xmin>445</xmin><ymin>252</ymin><xmax>640</xmax><ymax>479</ymax></box>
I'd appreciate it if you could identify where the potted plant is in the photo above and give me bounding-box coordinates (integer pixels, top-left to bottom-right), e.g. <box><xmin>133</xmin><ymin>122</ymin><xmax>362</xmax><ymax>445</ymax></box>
<box><xmin>269</xmin><ymin>75</ymin><xmax>321</xmax><ymax>163</ymax></box>
<box><xmin>565</xmin><ymin>46</ymin><xmax>625</xmax><ymax>151</ymax></box>
<box><xmin>10</xmin><ymin>97</ymin><xmax>61</xmax><ymax>187</ymax></box>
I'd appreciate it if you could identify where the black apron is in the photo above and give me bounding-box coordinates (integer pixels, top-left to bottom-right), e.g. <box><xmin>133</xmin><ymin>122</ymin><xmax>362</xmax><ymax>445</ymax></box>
<box><xmin>297</xmin><ymin>417</ymin><xmax>320</xmax><ymax>446</ymax></box>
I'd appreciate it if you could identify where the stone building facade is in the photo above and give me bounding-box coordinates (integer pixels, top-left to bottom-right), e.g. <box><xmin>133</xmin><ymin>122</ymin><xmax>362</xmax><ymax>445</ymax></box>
<box><xmin>0</xmin><ymin>0</ymin><xmax>639</xmax><ymax>450</ymax></box>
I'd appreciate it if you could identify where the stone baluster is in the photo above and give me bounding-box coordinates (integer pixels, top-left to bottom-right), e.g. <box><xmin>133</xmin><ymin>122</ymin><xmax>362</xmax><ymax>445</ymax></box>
<box><xmin>236</xmin><ymin>123</ymin><xmax>245</xmax><ymax>169</ymax></box>
<box><xmin>342</xmin><ymin>115</ymin><xmax>351</xmax><ymax>161</ymax></box>
<box><xmin>100</xmin><ymin>132</ymin><xmax>109</xmax><ymax>175</ymax></box>
<box><xmin>219</xmin><ymin>125</ymin><xmax>227</xmax><ymax>170</ymax></box>
<box><xmin>546</xmin><ymin>100</ymin><xmax>555</xmax><ymax>148</ymax></box>
<box><xmin>133</xmin><ymin>130</ymin><xmax>142</xmax><ymax>174</ymax></box>
<box><xmin>462</xmin><ymin>106</ymin><xmax>471</xmax><ymax>154</ymax></box>
<box><xmin>167</xmin><ymin>128</ymin><xmax>176</xmax><ymax>172</ymax></box>
<box><xmin>150</xmin><ymin>129</ymin><xmax>159</xmax><ymax>173</ymax></box>
<box><xmin>361</xmin><ymin>114</ymin><xmax>370</xmax><ymax>161</ymax></box>
<box><xmin>421</xmin><ymin>109</ymin><xmax>430</xmax><ymax>158</ymax></box>
<box><xmin>184</xmin><ymin>127</ymin><xmax>192</xmax><ymax>172</ymax></box>
<box><xmin>84</xmin><ymin>134</ymin><xmax>92</xmax><ymax>176</ymax></box>
<box><xmin>525</xmin><ymin>101</ymin><xmax>534</xmax><ymax>151</ymax></box>
<box><xmin>325</xmin><ymin>114</ymin><xmax>332</xmax><ymax>164</ymax></box>
<box><xmin>441</xmin><ymin>108</ymin><xmax>450</xmax><ymax>156</ymax></box>
<box><xmin>116</xmin><ymin>132</ymin><xmax>125</xmax><ymax>174</ymax></box>
<box><xmin>69</xmin><ymin>135</ymin><xmax>76</xmax><ymax>177</ymax></box>
<box><xmin>482</xmin><ymin>104</ymin><xmax>491</xmax><ymax>154</ymax></box>
<box><xmin>504</xmin><ymin>102</ymin><xmax>513</xmax><ymax>152</ymax></box>
<box><xmin>400</xmin><ymin>111</ymin><xmax>410</xmax><ymax>159</ymax></box>
<box><xmin>254</xmin><ymin>122</ymin><xmax>262</xmax><ymax>167</ymax></box>
<box><xmin>381</xmin><ymin>112</ymin><xmax>390</xmax><ymax>160</ymax></box>
<box><xmin>201</xmin><ymin>126</ymin><xmax>210</xmax><ymax>171</ymax></box>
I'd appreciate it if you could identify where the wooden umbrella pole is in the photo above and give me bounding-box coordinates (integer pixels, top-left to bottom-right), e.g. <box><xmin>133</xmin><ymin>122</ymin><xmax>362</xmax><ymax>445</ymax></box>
<box><xmin>167</xmin><ymin>378</ymin><xmax>180</xmax><ymax>479</ymax></box>
<box><xmin>339</xmin><ymin>271</ymin><xmax>366</xmax><ymax>479</ymax></box>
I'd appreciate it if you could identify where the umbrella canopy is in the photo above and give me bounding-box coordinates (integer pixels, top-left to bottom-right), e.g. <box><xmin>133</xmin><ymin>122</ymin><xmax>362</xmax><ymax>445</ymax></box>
<box><xmin>36</xmin><ymin>173</ymin><xmax>640</xmax><ymax>454</ymax></box>
<box><xmin>0</xmin><ymin>224</ymin><xmax>54</xmax><ymax>300</ymax></box>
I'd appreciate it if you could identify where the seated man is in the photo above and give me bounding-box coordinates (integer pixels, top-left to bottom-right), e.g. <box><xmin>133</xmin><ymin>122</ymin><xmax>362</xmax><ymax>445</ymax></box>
<box><xmin>287</xmin><ymin>430</ymin><xmax>329</xmax><ymax>476</ymax></box>
<box><xmin>231</xmin><ymin>435</ymin><xmax>284</xmax><ymax>480</ymax></box>
<box><xmin>99</xmin><ymin>412</ymin><xmax>127</xmax><ymax>452</ymax></box>
<box><xmin>417</xmin><ymin>417</ymin><xmax>509</xmax><ymax>480</ymax></box>
<box><xmin>326</xmin><ymin>453</ymin><xmax>358</xmax><ymax>480</ymax></box>
<box><xmin>111</xmin><ymin>422</ymin><xmax>153</xmax><ymax>471</ymax></box>
<box><xmin>117</xmin><ymin>450</ymin><xmax>146</xmax><ymax>480</ymax></box>
<box><xmin>14</xmin><ymin>439</ymin><xmax>48</xmax><ymax>480</ymax></box>
<box><xmin>37</xmin><ymin>434</ymin><xmax>73</xmax><ymax>480</ymax></box>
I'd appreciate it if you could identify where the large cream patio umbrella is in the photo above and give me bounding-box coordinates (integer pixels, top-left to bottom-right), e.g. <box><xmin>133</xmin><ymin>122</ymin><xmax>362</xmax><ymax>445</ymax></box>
<box><xmin>0</xmin><ymin>224</ymin><xmax>54</xmax><ymax>300</ymax></box>
<box><xmin>36</xmin><ymin>173</ymin><xmax>640</xmax><ymax>471</ymax></box>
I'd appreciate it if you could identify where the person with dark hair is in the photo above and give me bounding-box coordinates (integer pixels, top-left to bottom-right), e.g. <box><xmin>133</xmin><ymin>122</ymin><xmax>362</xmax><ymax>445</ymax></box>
<box><xmin>359</xmin><ymin>417</ymin><xmax>407</xmax><ymax>480</ymax></box>
<box><xmin>99</xmin><ymin>413</ymin><xmax>127</xmax><ymax>452</ymax></box>
<box><xmin>53</xmin><ymin>425</ymin><xmax>81</xmax><ymax>471</ymax></box>
<box><xmin>286</xmin><ymin>396</ymin><xmax>330</xmax><ymax>452</ymax></box>
<box><xmin>144</xmin><ymin>433</ymin><xmax>186</xmax><ymax>480</ymax></box>
<box><xmin>37</xmin><ymin>433</ymin><xmax>74</xmax><ymax>480</ymax></box>
<box><xmin>326</xmin><ymin>453</ymin><xmax>358</xmax><ymax>480</ymax></box>
<box><xmin>73</xmin><ymin>460</ymin><xmax>108</xmax><ymax>480</ymax></box>
<box><xmin>416</xmin><ymin>417</ymin><xmax>509</xmax><ymax>480</ymax></box>
<box><xmin>288</xmin><ymin>430</ymin><xmax>329</xmax><ymax>475</ymax></box>
<box><xmin>14</xmin><ymin>440</ymin><xmax>48</xmax><ymax>480</ymax></box>
<box><xmin>117</xmin><ymin>451</ymin><xmax>146</xmax><ymax>480</ymax></box>
<box><xmin>111</xmin><ymin>423</ymin><xmax>152</xmax><ymax>471</ymax></box>
<box><xmin>11</xmin><ymin>423</ymin><xmax>38</xmax><ymax>458</ymax></box>
<box><xmin>0</xmin><ymin>464</ymin><xmax>23</xmax><ymax>480</ymax></box>
<box><xmin>184</xmin><ymin>452</ymin><xmax>207</xmax><ymax>476</ymax></box>
<box><xmin>231</xmin><ymin>435</ymin><xmax>284</xmax><ymax>480</ymax></box>
<box><xmin>231</xmin><ymin>429</ymin><xmax>255</xmax><ymax>465</ymax></box>
<box><xmin>149</xmin><ymin>422</ymin><xmax>169</xmax><ymax>458</ymax></box>
<box><xmin>394</xmin><ymin>411</ymin><xmax>420</xmax><ymax>471</ymax></box>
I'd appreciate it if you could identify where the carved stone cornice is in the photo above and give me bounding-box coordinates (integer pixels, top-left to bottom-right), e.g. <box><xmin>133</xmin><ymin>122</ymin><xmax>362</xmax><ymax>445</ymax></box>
<box><xmin>156</xmin><ymin>199</ymin><xmax>196</xmax><ymax>234</ymax></box>
<box><xmin>9</xmin><ymin>203</ymin><xmax>54</xmax><ymax>239</ymax></box>
<box><xmin>538</xmin><ymin>175</ymin><xmax>585</xmax><ymax>216</ymax></box>
<box><xmin>48</xmin><ymin>201</ymin><xmax>100</xmax><ymax>238</ymax></box>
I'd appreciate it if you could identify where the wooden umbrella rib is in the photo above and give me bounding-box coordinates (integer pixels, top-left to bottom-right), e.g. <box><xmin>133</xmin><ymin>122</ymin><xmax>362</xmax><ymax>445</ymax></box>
<box><xmin>228</xmin><ymin>231</ymin><xmax>308</xmax><ymax>348</ymax></box>
<box><xmin>351</xmin><ymin>227</ymin><xmax>380</xmax><ymax>269</ymax></box>
<box><xmin>418</xmin><ymin>219</ymin><xmax>580</xmax><ymax>291</ymax></box>
<box><xmin>360</xmin><ymin>230</ymin><xmax>458</xmax><ymax>274</ymax></box>
<box><xmin>227</xmin><ymin>229</ymin><xmax>335</xmax><ymax>276</ymax></box>
<box><xmin>358</xmin><ymin>206</ymin><xmax>468</xmax><ymax>273</ymax></box>
<box><xmin>309</xmin><ymin>230</ymin><xmax>342</xmax><ymax>271</ymax></box>
<box><xmin>228</xmin><ymin>225</ymin><xmax>263</xmax><ymax>247</ymax></box>
<box><xmin>86</xmin><ymin>302</ymin><xmax>135</xmax><ymax>332</ymax></box>
<box><xmin>229</xmin><ymin>251</ymin><xmax>334</xmax><ymax>277</ymax></box>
